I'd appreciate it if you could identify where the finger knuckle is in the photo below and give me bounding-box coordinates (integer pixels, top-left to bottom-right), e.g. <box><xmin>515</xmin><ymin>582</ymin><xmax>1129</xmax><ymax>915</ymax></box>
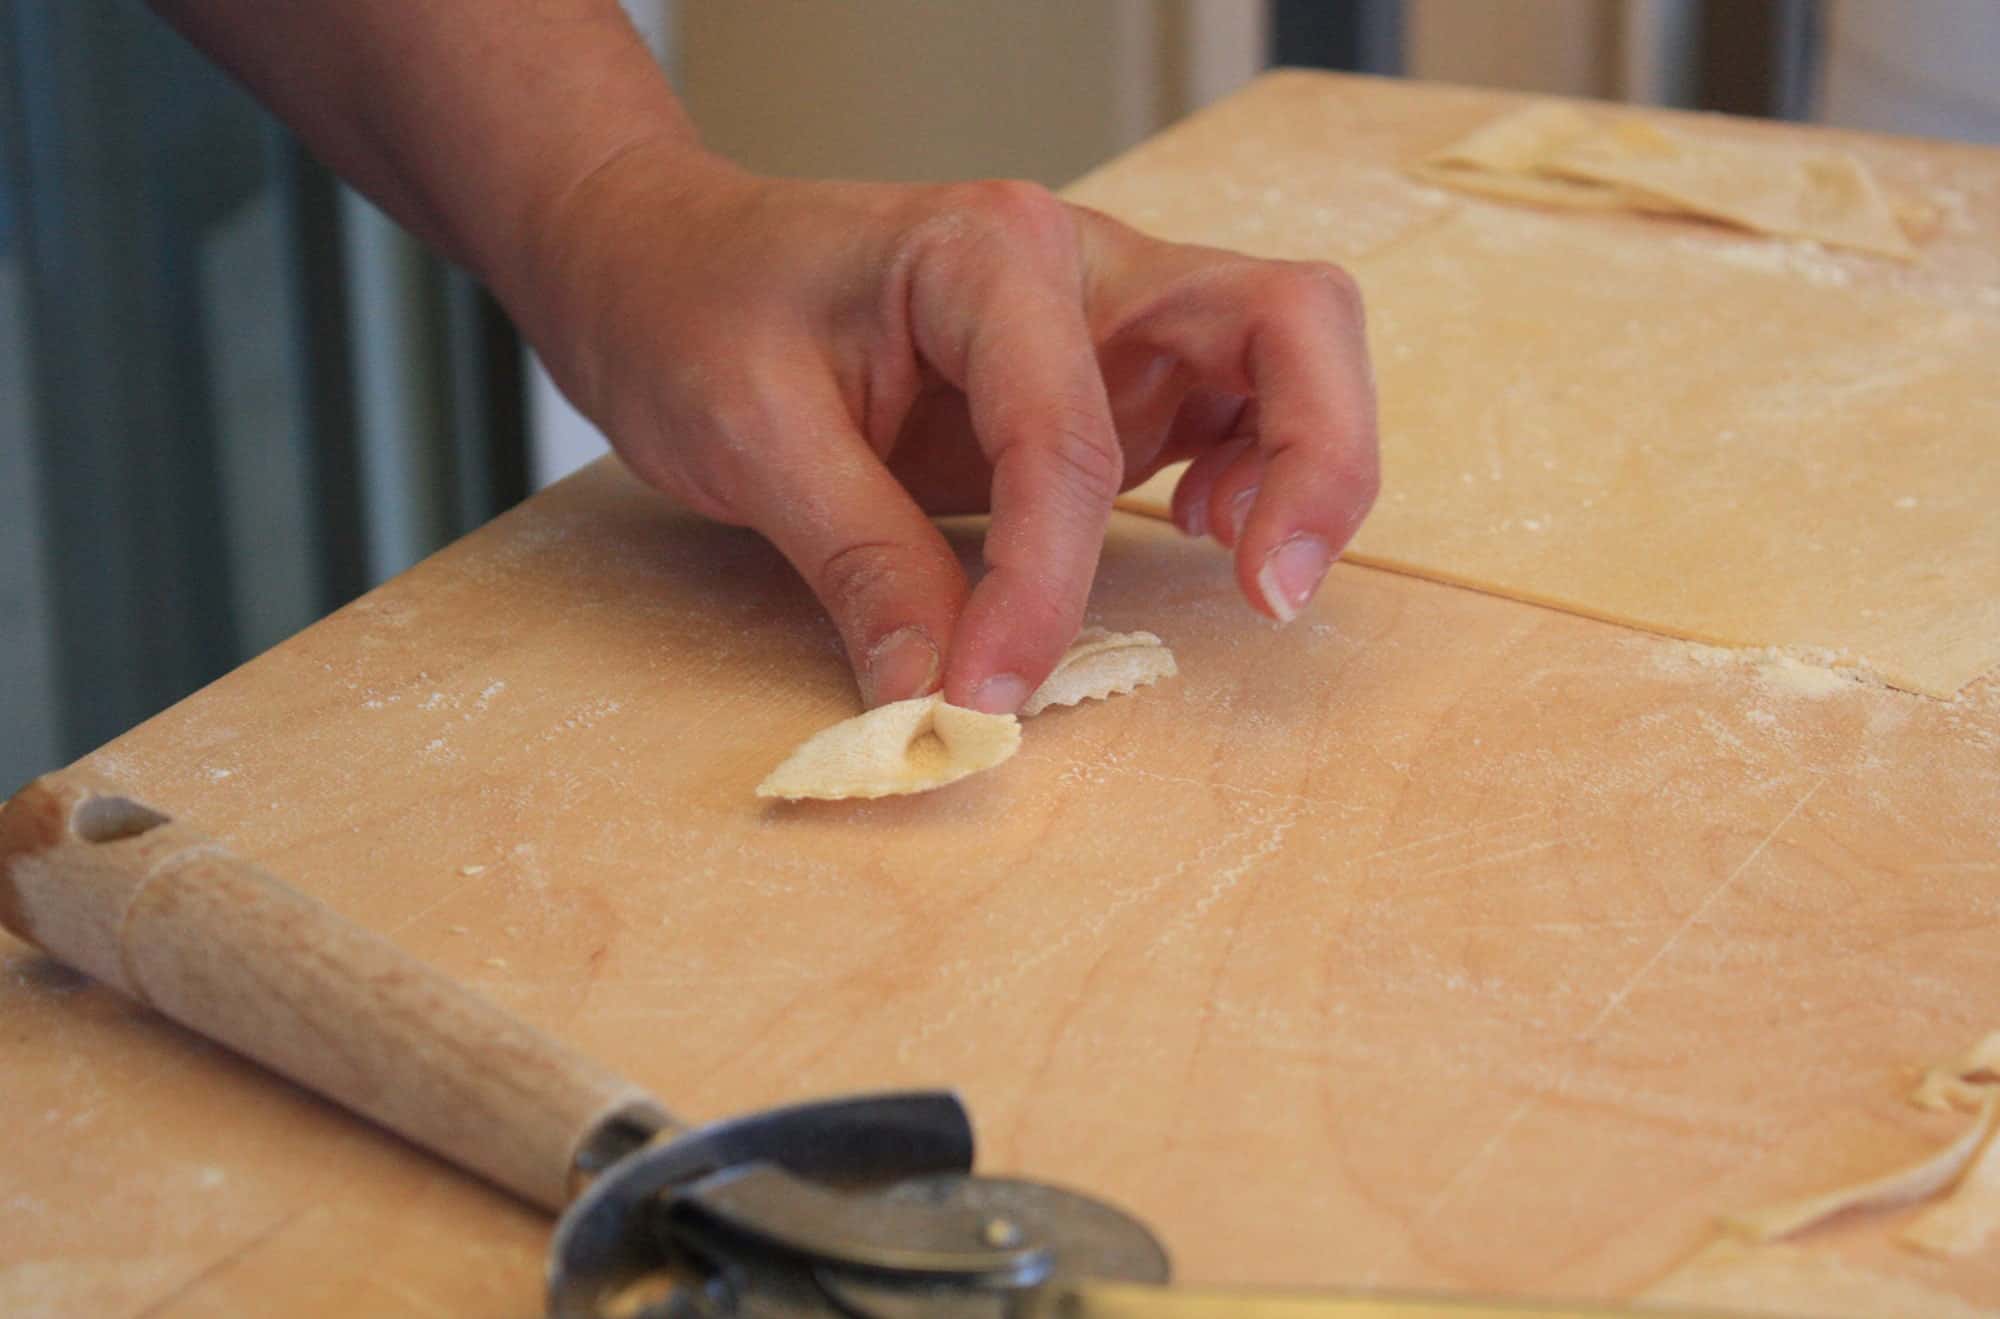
<box><xmin>1263</xmin><ymin>419</ymin><xmax>1376</xmax><ymax>483</ymax></box>
<box><xmin>950</xmin><ymin>179</ymin><xmax>1074</xmax><ymax>251</ymax></box>
<box><xmin>1035</xmin><ymin>409</ymin><xmax>1125</xmax><ymax>507</ymax></box>
<box><xmin>817</xmin><ymin>539</ymin><xmax>909</xmax><ymax>620</ymax></box>
<box><xmin>1304</xmin><ymin>260</ymin><xmax>1363</xmax><ymax>306</ymax></box>
<box><xmin>1260</xmin><ymin>261</ymin><xmax>1365</xmax><ymax>330</ymax></box>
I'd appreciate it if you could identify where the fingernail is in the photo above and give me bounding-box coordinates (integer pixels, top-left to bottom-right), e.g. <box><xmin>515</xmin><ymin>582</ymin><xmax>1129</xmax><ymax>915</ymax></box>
<box><xmin>1225</xmin><ymin>486</ymin><xmax>1259</xmax><ymax>546</ymax></box>
<box><xmin>1257</xmin><ymin>534</ymin><xmax>1331</xmax><ymax>624</ymax></box>
<box><xmin>862</xmin><ymin>626</ymin><xmax>939</xmax><ymax>706</ymax></box>
<box><xmin>968</xmin><ymin>672</ymin><xmax>1030</xmax><ymax>715</ymax></box>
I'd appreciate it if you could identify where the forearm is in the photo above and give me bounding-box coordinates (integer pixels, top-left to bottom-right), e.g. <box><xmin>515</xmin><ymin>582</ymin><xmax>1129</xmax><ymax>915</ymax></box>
<box><xmin>150</xmin><ymin>0</ymin><xmax>714</xmax><ymax>312</ymax></box>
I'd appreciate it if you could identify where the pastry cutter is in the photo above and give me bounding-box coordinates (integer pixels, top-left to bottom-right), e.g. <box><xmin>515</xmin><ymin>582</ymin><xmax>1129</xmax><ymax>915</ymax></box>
<box><xmin>0</xmin><ymin>771</ymin><xmax>1706</xmax><ymax>1318</ymax></box>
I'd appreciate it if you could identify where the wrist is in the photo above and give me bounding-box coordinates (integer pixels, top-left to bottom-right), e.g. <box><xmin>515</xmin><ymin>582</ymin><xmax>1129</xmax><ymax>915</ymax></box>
<box><xmin>501</xmin><ymin>128</ymin><xmax>754</xmax><ymax>423</ymax></box>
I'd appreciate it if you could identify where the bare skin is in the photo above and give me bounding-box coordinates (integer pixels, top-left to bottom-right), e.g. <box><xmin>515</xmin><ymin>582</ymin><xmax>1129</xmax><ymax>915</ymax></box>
<box><xmin>154</xmin><ymin>0</ymin><xmax>1378</xmax><ymax>713</ymax></box>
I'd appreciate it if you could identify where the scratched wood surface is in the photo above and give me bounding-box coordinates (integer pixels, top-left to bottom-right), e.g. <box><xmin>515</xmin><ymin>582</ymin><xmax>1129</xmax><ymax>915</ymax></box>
<box><xmin>6</xmin><ymin>72</ymin><xmax>2000</xmax><ymax>1316</ymax></box>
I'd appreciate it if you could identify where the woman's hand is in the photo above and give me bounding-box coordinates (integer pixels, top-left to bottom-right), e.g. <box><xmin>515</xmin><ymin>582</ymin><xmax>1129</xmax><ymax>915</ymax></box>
<box><xmin>527</xmin><ymin>154</ymin><xmax>1379</xmax><ymax>712</ymax></box>
<box><xmin>152</xmin><ymin>0</ymin><xmax>1376</xmax><ymax>714</ymax></box>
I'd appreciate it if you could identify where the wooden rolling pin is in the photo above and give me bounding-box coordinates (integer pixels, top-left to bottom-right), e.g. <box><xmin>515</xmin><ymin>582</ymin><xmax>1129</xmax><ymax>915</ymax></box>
<box><xmin>0</xmin><ymin>769</ymin><xmax>672</xmax><ymax>1212</ymax></box>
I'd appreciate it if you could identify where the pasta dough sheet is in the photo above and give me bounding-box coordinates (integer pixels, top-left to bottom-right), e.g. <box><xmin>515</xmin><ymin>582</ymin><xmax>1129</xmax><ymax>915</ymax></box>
<box><xmin>1415</xmin><ymin>101</ymin><xmax>1916</xmax><ymax>259</ymax></box>
<box><xmin>1061</xmin><ymin>74</ymin><xmax>1452</xmax><ymax>267</ymax></box>
<box><xmin>1119</xmin><ymin>205</ymin><xmax>2000</xmax><ymax>697</ymax></box>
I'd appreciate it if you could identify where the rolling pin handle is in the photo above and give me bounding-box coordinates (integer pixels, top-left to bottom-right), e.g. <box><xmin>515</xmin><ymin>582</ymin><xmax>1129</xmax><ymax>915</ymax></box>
<box><xmin>0</xmin><ymin>769</ymin><xmax>672</xmax><ymax>1214</ymax></box>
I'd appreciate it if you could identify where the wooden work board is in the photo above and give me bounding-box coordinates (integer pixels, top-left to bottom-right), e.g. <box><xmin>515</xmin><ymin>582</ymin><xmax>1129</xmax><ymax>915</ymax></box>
<box><xmin>6</xmin><ymin>72</ymin><xmax>2000</xmax><ymax>1316</ymax></box>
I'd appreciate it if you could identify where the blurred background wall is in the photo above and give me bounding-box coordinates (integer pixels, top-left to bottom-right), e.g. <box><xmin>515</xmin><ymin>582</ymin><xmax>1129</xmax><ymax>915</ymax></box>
<box><xmin>5</xmin><ymin>0</ymin><xmax>1998</xmax><ymax>791</ymax></box>
<box><xmin>529</xmin><ymin>0</ymin><xmax>1270</xmax><ymax>487</ymax></box>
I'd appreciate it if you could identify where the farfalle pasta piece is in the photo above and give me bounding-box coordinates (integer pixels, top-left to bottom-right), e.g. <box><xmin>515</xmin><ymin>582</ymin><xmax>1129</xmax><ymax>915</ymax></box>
<box><xmin>1021</xmin><ymin>628</ymin><xmax>1178</xmax><ymax>717</ymax></box>
<box><xmin>759</xmin><ymin>629</ymin><xmax>1178</xmax><ymax>801</ymax></box>
<box><xmin>756</xmin><ymin>694</ymin><xmax>1019</xmax><ymax>801</ymax></box>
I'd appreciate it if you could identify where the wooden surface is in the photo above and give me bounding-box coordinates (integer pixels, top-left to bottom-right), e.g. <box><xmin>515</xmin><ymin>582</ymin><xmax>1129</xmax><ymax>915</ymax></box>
<box><xmin>6</xmin><ymin>72</ymin><xmax>2000</xmax><ymax>1316</ymax></box>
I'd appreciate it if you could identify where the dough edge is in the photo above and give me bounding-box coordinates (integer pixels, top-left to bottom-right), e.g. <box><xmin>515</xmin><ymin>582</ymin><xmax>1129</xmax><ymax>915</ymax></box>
<box><xmin>1020</xmin><ymin>628</ymin><xmax>1178</xmax><ymax>717</ymax></box>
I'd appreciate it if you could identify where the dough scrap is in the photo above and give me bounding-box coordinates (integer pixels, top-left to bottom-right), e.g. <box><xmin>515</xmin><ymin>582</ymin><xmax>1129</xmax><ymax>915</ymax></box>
<box><xmin>1903</xmin><ymin>1032</ymin><xmax>2000</xmax><ymax>1256</ymax></box>
<box><xmin>759</xmin><ymin>630</ymin><xmax>1178</xmax><ymax>801</ymax></box>
<box><xmin>1415</xmin><ymin>101</ymin><xmax>1916</xmax><ymax>259</ymax></box>
<box><xmin>1409</xmin><ymin>161</ymin><xmax>1624</xmax><ymax>212</ymax></box>
<box><xmin>1430</xmin><ymin>101</ymin><xmax>1602</xmax><ymax>176</ymax></box>
<box><xmin>1722</xmin><ymin>1093</ymin><xmax>1998</xmax><ymax>1243</ymax></box>
<box><xmin>1021</xmin><ymin>629</ymin><xmax>1177</xmax><ymax>717</ymax></box>
<box><xmin>1656</xmin><ymin>1033</ymin><xmax>2000</xmax><ymax>1315</ymax></box>
<box><xmin>755</xmin><ymin>694</ymin><xmax>1019</xmax><ymax>801</ymax></box>
<box><xmin>1722</xmin><ymin>1032</ymin><xmax>2000</xmax><ymax>1257</ymax></box>
<box><xmin>1912</xmin><ymin>1030</ymin><xmax>2000</xmax><ymax>1113</ymax></box>
<box><xmin>1641</xmin><ymin>1238</ymin><xmax>1994</xmax><ymax>1319</ymax></box>
<box><xmin>1415</xmin><ymin>103</ymin><xmax>1630</xmax><ymax>213</ymax></box>
<box><xmin>1117</xmin><ymin>204</ymin><xmax>2000</xmax><ymax>697</ymax></box>
<box><xmin>1904</xmin><ymin>1119</ymin><xmax>2000</xmax><ymax>1257</ymax></box>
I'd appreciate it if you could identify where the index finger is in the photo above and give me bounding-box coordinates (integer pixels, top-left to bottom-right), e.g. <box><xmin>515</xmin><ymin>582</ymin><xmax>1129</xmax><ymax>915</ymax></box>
<box><xmin>937</xmin><ymin>285</ymin><xmax>1123</xmax><ymax>713</ymax></box>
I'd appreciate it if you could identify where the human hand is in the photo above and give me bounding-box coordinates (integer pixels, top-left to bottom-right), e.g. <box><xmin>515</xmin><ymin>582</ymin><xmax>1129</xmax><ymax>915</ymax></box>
<box><xmin>523</xmin><ymin>152</ymin><xmax>1378</xmax><ymax>713</ymax></box>
<box><xmin>147</xmin><ymin>0</ymin><xmax>1367</xmax><ymax>713</ymax></box>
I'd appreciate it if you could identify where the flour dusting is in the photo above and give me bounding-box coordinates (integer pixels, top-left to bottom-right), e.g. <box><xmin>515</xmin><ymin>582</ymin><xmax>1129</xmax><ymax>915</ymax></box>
<box><xmin>1656</xmin><ymin>640</ymin><xmax>1875</xmax><ymax>698</ymax></box>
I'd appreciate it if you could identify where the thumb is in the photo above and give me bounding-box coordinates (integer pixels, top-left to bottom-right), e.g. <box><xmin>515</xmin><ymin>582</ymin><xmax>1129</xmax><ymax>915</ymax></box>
<box><xmin>736</xmin><ymin>380</ymin><xmax>969</xmax><ymax>708</ymax></box>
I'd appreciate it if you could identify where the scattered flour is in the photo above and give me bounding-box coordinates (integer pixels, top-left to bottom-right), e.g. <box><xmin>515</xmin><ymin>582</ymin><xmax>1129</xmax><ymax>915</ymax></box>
<box><xmin>1660</xmin><ymin>640</ymin><xmax>1875</xmax><ymax>698</ymax></box>
<box><xmin>1757</xmin><ymin>655</ymin><xmax>1857</xmax><ymax>700</ymax></box>
<box><xmin>1677</xmin><ymin>234</ymin><xmax>1854</xmax><ymax>289</ymax></box>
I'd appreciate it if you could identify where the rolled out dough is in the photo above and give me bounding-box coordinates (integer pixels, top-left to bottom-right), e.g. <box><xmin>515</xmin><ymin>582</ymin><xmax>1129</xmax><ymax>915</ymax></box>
<box><xmin>1416</xmin><ymin>101</ymin><xmax>1916</xmax><ymax>259</ymax></box>
<box><xmin>758</xmin><ymin>630</ymin><xmax>1179</xmax><ymax>801</ymax></box>
<box><xmin>1119</xmin><ymin>205</ymin><xmax>2000</xmax><ymax>697</ymax></box>
<box><xmin>1061</xmin><ymin>81</ymin><xmax>1452</xmax><ymax>267</ymax></box>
